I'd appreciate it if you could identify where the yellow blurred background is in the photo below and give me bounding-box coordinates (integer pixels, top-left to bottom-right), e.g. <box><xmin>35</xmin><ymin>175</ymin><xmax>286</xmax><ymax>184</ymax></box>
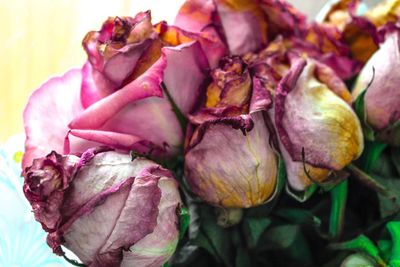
<box><xmin>0</xmin><ymin>0</ymin><xmax>186</xmax><ymax>143</ymax></box>
<box><xmin>0</xmin><ymin>0</ymin><xmax>336</xmax><ymax>144</ymax></box>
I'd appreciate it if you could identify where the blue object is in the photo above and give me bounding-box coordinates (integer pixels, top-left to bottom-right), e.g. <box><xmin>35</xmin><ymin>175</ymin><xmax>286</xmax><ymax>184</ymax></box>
<box><xmin>0</xmin><ymin>135</ymin><xmax>69</xmax><ymax>267</ymax></box>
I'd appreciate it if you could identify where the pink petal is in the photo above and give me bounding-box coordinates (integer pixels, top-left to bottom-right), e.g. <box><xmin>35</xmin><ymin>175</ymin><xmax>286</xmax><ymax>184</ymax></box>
<box><xmin>80</xmin><ymin>61</ymin><xmax>118</xmax><ymax>108</ymax></box>
<box><xmin>216</xmin><ymin>0</ymin><xmax>268</xmax><ymax>55</ymax></box>
<box><xmin>275</xmin><ymin>59</ymin><xmax>363</xmax><ymax>170</ymax></box>
<box><xmin>23</xmin><ymin>69</ymin><xmax>85</xmax><ymax>169</ymax></box>
<box><xmin>69</xmin><ymin>54</ymin><xmax>166</xmax><ymax>130</ymax></box>
<box><xmin>162</xmin><ymin>41</ymin><xmax>209</xmax><ymax>115</ymax></box>
<box><xmin>121</xmin><ymin>177</ymin><xmax>181</xmax><ymax>267</ymax></box>
<box><xmin>185</xmin><ymin>113</ymin><xmax>278</xmax><ymax>208</ymax></box>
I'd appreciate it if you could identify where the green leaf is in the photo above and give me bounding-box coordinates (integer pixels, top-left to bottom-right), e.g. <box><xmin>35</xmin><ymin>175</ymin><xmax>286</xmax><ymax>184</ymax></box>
<box><xmin>371</xmin><ymin>151</ymin><xmax>399</xmax><ymax>179</ymax></box>
<box><xmin>353</xmin><ymin>71</ymin><xmax>376</xmax><ymax>141</ymax></box>
<box><xmin>374</xmin><ymin>176</ymin><xmax>400</xmax><ymax>217</ymax></box>
<box><xmin>346</xmin><ymin>164</ymin><xmax>395</xmax><ymax>200</ymax></box>
<box><xmin>192</xmin><ymin>205</ymin><xmax>233</xmax><ymax>266</ymax></box>
<box><xmin>179</xmin><ymin>206</ymin><xmax>190</xmax><ymax>240</ymax></box>
<box><xmin>330</xmin><ymin>235</ymin><xmax>386</xmax><ymax>267</ymax></box>
<box><xmin>286</xmin><ymin>183</ymin><xmax>317</xmax><ymax>203</ymax></box>
<box><xmin>274</xmin><ymin>208</ymin><xmax>321</xmax><ymax>227</ymax></box>
<box><xmin>235</xmin><ymin>247</ymin><xmax>252</xmax><ymax>267</ymax></box>
<box><xmin>62</xmin><ymin>255</ymin><xmax>86</xmax><ymax>267</ymax></box>
<box><xmin>168</xmin><ymin>244</ymin><xmax>202</xmax><ymax>266</ymax></box>
<box><xmin>378</xmin><ymin>240</ymin><xmax>392</xmax><ymax>263</ymax></box>
<box><xmin>258</xmin><ymin>224</ymin><xmax>313</xmax><ymax>266</ymax></box>
<box><xmin>387</xmin><ymin>221</ymin><xmax>400</xmax><ymax>267</ymax></box>
<box><xmin>356</xmin><ymin>141</ymin><xmax>387</xmax><ymax>174</ymax></box>
<box><xmin>260</xmin><ymin>224</ymin><xmax>300</xmax><ymax>250</ymax></box>
<box><xmin>242</xmin><ymin>217</ymin><xmax>272</xmax><ymax>248</ymax></box>
<box><xmin>391</xmin><ymin>147</ymin><xmax>400</xmax><ymax>176</ymax></box>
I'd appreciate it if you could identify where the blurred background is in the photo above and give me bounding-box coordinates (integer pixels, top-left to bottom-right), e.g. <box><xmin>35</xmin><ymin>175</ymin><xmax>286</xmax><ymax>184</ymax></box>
<box><xmin>0</xmin><ymin>0</ymin><xmax>380</xmax><ymax>144</ymax></box>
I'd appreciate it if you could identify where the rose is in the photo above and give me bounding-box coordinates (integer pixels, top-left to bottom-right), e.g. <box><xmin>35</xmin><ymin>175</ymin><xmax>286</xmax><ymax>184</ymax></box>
<box><xmin>23</xmin><ymin>151</ymin><xmax>78</xmax><ymax>232</ymax></box>
<box><xmin>273</xmin><ymin>58</ymin><xmax>364</xmax><ymax>193</ymax></box>
<box><xmin>175</xmin><ymin>0</ymin><xmax>306</xmax><ymax>56</ymax></box>
<box><xmin>353</xmin><ymin>24</ymin><xmax>400</xmax><ymax>146</ymax></box>
<box><xmin>22</xmin><ymin>11</ymin><xmax>217</xmax><ymax>169</ymax></box>
<box><xmin>23</xmin><ymin>148</ymin><xmax>182</xmax><ymax>267</ymax></box>
<box><xmin>184</xmin><ymin>57</ymin><xmax>280</xmax><ymax>208</ymax></box>
<box><xmin>242</xmin><ymin>39</ymin><xmax>363</xmax><ymax>194</ymax></box>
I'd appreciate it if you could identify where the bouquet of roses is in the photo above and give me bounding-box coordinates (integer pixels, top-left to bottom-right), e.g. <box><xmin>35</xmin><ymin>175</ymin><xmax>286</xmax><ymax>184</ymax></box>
<box><xmin>21</xmin><ymin>0</ymin><xmax>400</xmax><ymax>266</ymax></box>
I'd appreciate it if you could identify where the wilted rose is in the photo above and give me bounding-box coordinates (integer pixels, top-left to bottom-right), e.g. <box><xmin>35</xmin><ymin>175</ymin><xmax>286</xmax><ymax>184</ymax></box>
<box><xmin>23</xmin><ymin>151</ymin><xmax>79</xmax><ymax>232</ymax></box>
<box><xmin>274</xmin><ymin>58</ymin><xmax>364</xmax><ymax>192</ymax></box>
<box><xmin>185</xmin><ymin>57</ymin><xmax>279</xmax><ymax>208</ymax></box>
<box><xmin>353</xmin><ymin>25</ymin><xmax>400</xmax><ymax>146</ymax></box>
<box><xmin>175</xmin><ymin>0</ymin><xmax>306</xmax><ymax>56</ymax></box>
<box><xmin>23</xmin><ymin>148</ymin><xmax>182</xmax><ymax>267</ymax></box>
<box><xmin>22</xmin><ymin>11</ymin><xmax>214</xmax><ymax>169</ymax></box>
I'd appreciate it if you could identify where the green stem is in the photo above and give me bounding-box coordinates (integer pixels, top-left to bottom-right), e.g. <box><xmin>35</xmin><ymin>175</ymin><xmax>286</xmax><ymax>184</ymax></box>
<box><xmin>329</xmin><ymin>179</ymin><xmax>348</xmax><ymax>239</ymax></box>
<box><xmin>161</xmin><ymin>82</ymin><xmax>188</xmax><ymax>133</ymax></box>
<box><xmin>346</xmin><ymin>164</ymin><xmax>396</xmax><ymax>200</ymax></box>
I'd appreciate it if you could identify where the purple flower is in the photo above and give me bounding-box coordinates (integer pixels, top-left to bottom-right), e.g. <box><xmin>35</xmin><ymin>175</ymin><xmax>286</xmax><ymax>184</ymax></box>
<box><xmin>353</xmin><ymin>24</ymin><xmax>400</xmax><ymax>145</ymax></box>
<box><xmin>22</xmin><ymin>11</ymin><xmax>215</xmax><ymax>169</ymax></box>
<box><xmin>184</xmin><ymin>57</ymin><xmax>279</xmax><ymax>208</ymax></box>
<box><xmin>23</xmin><ymin>149</ymin><xmax>182</xmax><ymax>267</ymax></box>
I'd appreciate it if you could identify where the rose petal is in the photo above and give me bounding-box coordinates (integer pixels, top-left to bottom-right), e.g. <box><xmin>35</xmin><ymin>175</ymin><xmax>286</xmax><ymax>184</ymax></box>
<box><xmin>54</xmin><ymin>154</ymin><xmax>163</xmax><ymax>265</ymax></box>
<box><xmin>22</xmin><ymin>69</ymin><xmax>90</xmax><ymax>169</ymax></box>
<box><xmin>69</xmin><ymin>55</ymin><xmax>166</xmax><ymax>130</ymax></box>
<box><xmin>216</xmin><ymin>0</ymin><xmax>268</xmax><ymax>55</ymax></box>
<box><xmin>68</xmin><ymin>129</ymin><xmax>164</xmax><ymax>155</ymax></box>
<box><xmin>95</xmin><ymin>175</ymin><xmax>162</xmax><ymax>265</ymax></box>
<box><xmin>260</xmin><ymin>0</ymin><xmax>307</xmax><ymax>38</ymax></box>
<box><xmin>81</xmin><ymin>62</ymin><xmax>118</xmax><ymax>108</ymax></box>
<box><xmin>250</xmin><ymin>74</ymin><xmax>274</xmax><ymax>113</ymax></box>
<box><xmin>156</xmin><ymin>21</ymin><xmax>225</xmax><ymax>69</ymax></box>
<box><xmin>185</xmin><ymin>113</ymin><xmax>277</xmax><ymax>208</ymax></box>
<box><xmin>275</xmin><ymin>59</ymin><xmax>363</xmax><ymax>170</ymax></box>
<box><xmin>120</xmin><ymin>177</ymin><xmax>180</xmax><ymax>267</ymax></box>
<box><xmin>61</xmin><ymin>152</ymin><xmax>157</xmax><ymax>218</ymax></box>
<box><xmin>354</xmin><ymin>29</ymin><xmax>400</xmax><ymax>130</ymax></box>
<box><xmin>175</xmin><ymin>0</ymin><xmax>218</xmax><ymax>32</ymax></box>
<box><xmin>162</xmin><ymin>41</ymin><xmax>209</xmax><ymax>115</ymax></box>
<box><xmin>280</xmin><ymin>141</ymin><xmax>330</xmax><ymax>192</ymax></box>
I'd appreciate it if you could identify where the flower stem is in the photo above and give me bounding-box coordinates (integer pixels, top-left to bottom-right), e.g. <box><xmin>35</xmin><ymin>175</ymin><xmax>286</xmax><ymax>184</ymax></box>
<box><xmin>346</xmin><ymin>163</ymin><xmax>396</xmax><ymax>200</ymax></box>
<box><xmin>329</xmin><ymin>179</ymin><xmax>348</xmax><ymax>239</ymax></box>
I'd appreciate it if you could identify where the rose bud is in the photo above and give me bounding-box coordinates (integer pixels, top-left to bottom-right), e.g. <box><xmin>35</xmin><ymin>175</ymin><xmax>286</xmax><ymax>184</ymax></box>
<box><xmin>274</xmin><ymin>58</ymin><xmax>364</xmax><ymax>193</ymax></box>
<box><xmin>23</xmin><ymin>148</ymin><xmax>182</xmax><ymax>267</ymax></box>
<box><xmin>23</xmin><ymin>11</ymin><xmax>214</xmax><ymax>169</ymax></box>
<box><xmin>185</xmin><ymin>57</ymin><xmax>279</xmax><ymax>208</ymax></box>
<box><xmin>353</xmin><ymin>25</ymin><xmax>400</xmax><ymax>146</ymax></box>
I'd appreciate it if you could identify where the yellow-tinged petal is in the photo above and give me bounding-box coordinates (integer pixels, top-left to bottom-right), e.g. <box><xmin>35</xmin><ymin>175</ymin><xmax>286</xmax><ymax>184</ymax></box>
<box><xmin>185</xmin><ymin>113</ymin><xmax>278</xmax><ymax>208</ymax></box>
<box><xmin>276</xmin><ymin>61</ymin><xmax>364</xmax><ymax>172</ymax></box>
